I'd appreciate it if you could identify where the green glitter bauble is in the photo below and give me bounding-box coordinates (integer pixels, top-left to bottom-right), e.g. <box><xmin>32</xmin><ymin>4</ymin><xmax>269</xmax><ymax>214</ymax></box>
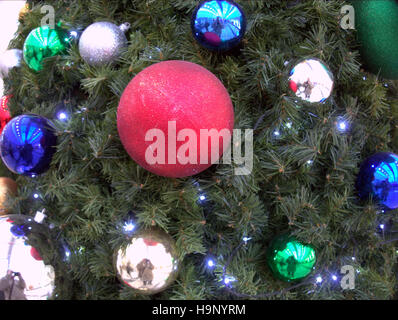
<box><xmin>352</xmin><ymin>0</ymin><xmax>398</xmax><ymax>79</ymax></box>
<box><xmin>23</xmin><ymin>25</ymin><xmax>71</xmax><ymax>71</ymax></box>
<box><xmin>266</xmin><ymin>234</ymin><xmax>316</xmax><ymax>282</ymax></box>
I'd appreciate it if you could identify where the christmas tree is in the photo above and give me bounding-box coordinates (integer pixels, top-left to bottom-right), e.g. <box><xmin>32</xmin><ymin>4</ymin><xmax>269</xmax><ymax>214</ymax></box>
<box><xmin>0</xmin><ymin>0</ymin><xmax>397</xmax><ymax>300</ymax></box>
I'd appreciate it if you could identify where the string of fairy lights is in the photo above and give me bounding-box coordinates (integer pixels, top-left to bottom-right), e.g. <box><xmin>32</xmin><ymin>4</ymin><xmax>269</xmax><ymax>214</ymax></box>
<box><xmin>27</xmin><ymin>160</ymin><xmax>396</xmax><ymax>297</ymax></box>
<box><xmin>205</xmin><ymin>234</ymin><xmax>362</xmax><ymax>297</ymax></box>
<box><xmin>1</xmin><ymin>0</ymin><xmax>396</xmax><ymax>299</ymax></box>
<box><xmin>197</xmin><ymin>84</ymin><xmax>395</xmax><ymax>295</ymax></box>
<box><xmin>23</xmin><ymin>74</ymin><xmax>396</xmax><ymax>298</ymax></box>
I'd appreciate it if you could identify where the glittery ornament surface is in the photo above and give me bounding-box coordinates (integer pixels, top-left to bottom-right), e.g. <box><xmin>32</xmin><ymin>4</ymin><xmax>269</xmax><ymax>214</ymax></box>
<box><xmin>23</xmin><ymin>26</ymin><xmax>71</xmax><ymax>72</ymax></box>
<box><xmin>0</xmin><ymin>115</ymin><xmax>57</xmax><ymax>176</ymax></box>
<box><xmin>191</xmin><ymin>0</ymin><xmax>246</xmax><ymax>51</ymax></box>
<box><xmin>117</xmin><ymin>60</ymin><xmax>234</xmax><ymax>178</ymax></box>
<box><xmin>0</xmin><ymin>49</ymin><xmax>22</xmax><ymax>79</ymax></box>
<box><xmin>79</xmin><ymin>22</ymin><xmax>128</xmax><ymax>66</ymax></box>
<box><xmin>352</xmin><ymin>0</ymin><xmax>398</xmax><ymax>79</ymax></box>
<box><xmin>115</xmin><ymin>228</ymin><xmax>179</xmax><ymax>295</ymax></box>
<box><xmin>0</xmin><ymin>216</ymin><xmax>55</xmax><ymax>300</ymax></box>
<box><xmin>356</xmin><ymin>152</ymin><xmax>398</xmax><ymax>210</ymax></box>
<box><xmin>0</xmin><ymin>95</ymin><xmax>12</xmax><ymax>135</ymax></box>
<box><xmin>288</xmin><ymin>59</ymin><xmax>334</xmax><ymax>103</ymax></box>
<box><xmin>266</xmin><ymin>234</ymin><xmax>316</xmax><ymax>282</ymax></box>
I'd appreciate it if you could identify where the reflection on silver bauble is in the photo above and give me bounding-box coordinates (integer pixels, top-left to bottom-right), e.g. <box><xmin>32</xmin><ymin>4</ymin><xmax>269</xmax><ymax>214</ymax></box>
<box><xmin>78</xmin><ymin>21</ymin><xmax>129</xmax><ymax>66</ymax></box>
<box><xmin>288</xmin><ymin>58</ymin><xmax>334</xmax><ymax>103</ymax></box>
<box><xmin>0</xmin><ymin>215</ymin><xmax>55</xmax><ymax>300</ymax></box>
<box><xmin>115</xmin><ymin>228</ymin><xmax>179</xmax><ymax>295</ymax></box>
<box><xmin>0</xmin><ymin>49</ymin><xmax>22</xmax><ymax>79</ymax></box>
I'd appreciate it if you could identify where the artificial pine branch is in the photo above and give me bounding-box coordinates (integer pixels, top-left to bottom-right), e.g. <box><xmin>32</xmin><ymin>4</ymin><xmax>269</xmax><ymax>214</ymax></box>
<box><xmin>1</xmin><ymin>0</ymin><xmax>397</xmax><ymax>300</ymax></box>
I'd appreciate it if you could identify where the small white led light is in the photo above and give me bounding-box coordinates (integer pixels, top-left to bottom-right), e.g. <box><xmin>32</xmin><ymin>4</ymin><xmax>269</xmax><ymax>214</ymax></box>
<box><xmin>207</xmin><ymin>259</ymin><xmax>215</xmax><ymax>268</ymax></box>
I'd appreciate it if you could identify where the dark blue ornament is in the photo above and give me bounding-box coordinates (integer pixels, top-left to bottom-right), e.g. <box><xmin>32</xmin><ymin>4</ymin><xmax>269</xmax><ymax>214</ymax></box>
<box><xmin>356</xmin><ymin>152</ymin><xmax>398</xmax><ymax>210</ymax></box>
<box><xmin>191</xmin><ymin>0</ymin><xmax>246</xmax><ymax>51</ymax></box>
<box><xmin>10</xmin><ymin>224</ymin><xmax>30</xmax><ymax>237</ymax></box>
<box><xmin>0</xmin><ymin>115</ymin><xmax>57</xmax><ymax>176</ymax></box>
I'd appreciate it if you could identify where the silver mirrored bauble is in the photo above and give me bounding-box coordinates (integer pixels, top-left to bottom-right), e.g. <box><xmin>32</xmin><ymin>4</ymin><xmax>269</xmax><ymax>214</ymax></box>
<box><xmin>78</xmin><ymin>22</ymin><xmax>130</xmax><ymax>66</ymax></box>
<box><xmin>288</xmin><ymin>58</ymin><xmax>334</xmax><ymax>103</ymax></box>
<box><xmin>0</xmin><ymin>49</ymin><xmax>22</xmax><ymax>79</ymax></box>
<box><xmin>0</xmin><ymin>215</ymin><xmax>55</xmax><ymax>300</ymax></box>
<box><xmin>115</xmin><ymin>228</ymin><xmax>179</xmax><ymax>295</ymax></box>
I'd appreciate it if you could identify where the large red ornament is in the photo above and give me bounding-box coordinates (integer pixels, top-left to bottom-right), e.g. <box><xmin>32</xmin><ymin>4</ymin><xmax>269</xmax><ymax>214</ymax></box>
<box><xmin>117</xmin><ymin>60</ymin><xmax>234</xmax><ymax>178</ymax></box>
<box><xmin>0</xmin><ymin>95</ymin><xmax>12</xmax><ymax>135</ymax></box>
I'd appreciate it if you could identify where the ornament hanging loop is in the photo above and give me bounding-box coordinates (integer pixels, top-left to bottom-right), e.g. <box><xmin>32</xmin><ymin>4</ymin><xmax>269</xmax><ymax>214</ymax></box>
<box><xmin>119</xmin><ymin>22</ymin><xmax>131</xmax><ymax>33</ymax></box>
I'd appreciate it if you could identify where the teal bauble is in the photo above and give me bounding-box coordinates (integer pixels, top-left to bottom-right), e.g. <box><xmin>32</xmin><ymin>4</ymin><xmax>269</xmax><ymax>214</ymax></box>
<box><xmin>351</xmin><ymin>0</ymin><xmax>398</xmax><ymax>79</ymax></box>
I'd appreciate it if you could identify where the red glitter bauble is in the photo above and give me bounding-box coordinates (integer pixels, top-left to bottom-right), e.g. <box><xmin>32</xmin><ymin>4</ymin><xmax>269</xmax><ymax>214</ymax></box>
<box><xmin>0</xmin><ymin>95</ymin><xmax>12</xmax><ymax>135</ymax></box>
<box><xmin>117</xmin><ymin>60</ymin><xmax>234</xmax><ymax>178</ymax></box>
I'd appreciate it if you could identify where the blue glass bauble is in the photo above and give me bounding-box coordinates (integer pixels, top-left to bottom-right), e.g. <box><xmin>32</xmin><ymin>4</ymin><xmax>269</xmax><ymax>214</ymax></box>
<box><xmin>0</xmin><ymin>115</ymin><xmax>57</xmax><ymax>176</ymax></box>
<box><xmin>10</xmin><ymin>224</ymin><xmax>29</xmax><ymax>237</ymax></box>
<box><xmin>191</xmin><ymin>0</ymin><xmax>246</xmax><ymax>51</ymax></box>
<box><xmin>356</xmin><ymin>152</ymin><xmax>398</xmax><ymax>210</ymax></box>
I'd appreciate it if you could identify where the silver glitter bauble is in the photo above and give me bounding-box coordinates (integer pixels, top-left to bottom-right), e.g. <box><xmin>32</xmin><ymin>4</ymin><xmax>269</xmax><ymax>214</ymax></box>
<box><xmin>79</xmin><ymin>21</ymin><xmax>130</xmax><ymax>67</ymax></box>
<box><xmin>0</xmin><ymin>49</ymin><xmax>22</xmax><ymax>79</ymax></box>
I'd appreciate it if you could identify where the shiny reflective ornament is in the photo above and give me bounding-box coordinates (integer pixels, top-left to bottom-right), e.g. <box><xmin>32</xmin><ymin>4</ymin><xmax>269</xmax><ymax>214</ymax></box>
<box><xmin>0</xmin><ymin>215</ymin><xmax>55</xmax><ymax>300</ymax></box>
<box><xmin>79</xmin><ymin>22</ymin><xmax>130</xmax><ymax>66</ymax></box>
<box><xmin>23</xmin><ymin>25</ymin><xmax>71</xmax><ymax>71</ymax></box>
<box><xmin>115</xmin><ymin>228</ymin><xmax>179</xmax><ymax>294</ymax></box>
<box><xmin>356</xmin><ymin>152</ymin><xmax>398</xmax><ymax>210</ymax></box>
<box><xmin>0</xmin><ymin>49</ymin><xmax>23</xmax><ymax>79</ymax></box>
<box><xmin>0</xmin><ymin>115</ymin><xmax>57</xmax><ymax>176</ymax></box>
<box><xmin>0</xmin><ymin>95</ymin><xmax>12</xmax><ymax>135</ymax></box>
<box><xmin>0</xmin><ymin>177</ymin><xmax>18</xmax><ymax>216</ymax></box>
<box><xmin>191</xmin><ymin>0</ymin><xmax>246</xmax><ymax>51</ymax></box>
<box><xmin>288</xmin><ymin>59</ymin><xmax>334</xmax><ymax>103</ymax></box>
<box><xmin>266</xmin><ymin>233</ymin><xmax>316</xmax><ymax>282</ymax></box>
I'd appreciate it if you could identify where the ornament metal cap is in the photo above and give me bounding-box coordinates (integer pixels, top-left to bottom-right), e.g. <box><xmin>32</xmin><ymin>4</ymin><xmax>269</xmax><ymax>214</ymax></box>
<box><xmin>119</xmin><ymin>22</ymin><xmax>131</xmax><ymax>33</ymax></box>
